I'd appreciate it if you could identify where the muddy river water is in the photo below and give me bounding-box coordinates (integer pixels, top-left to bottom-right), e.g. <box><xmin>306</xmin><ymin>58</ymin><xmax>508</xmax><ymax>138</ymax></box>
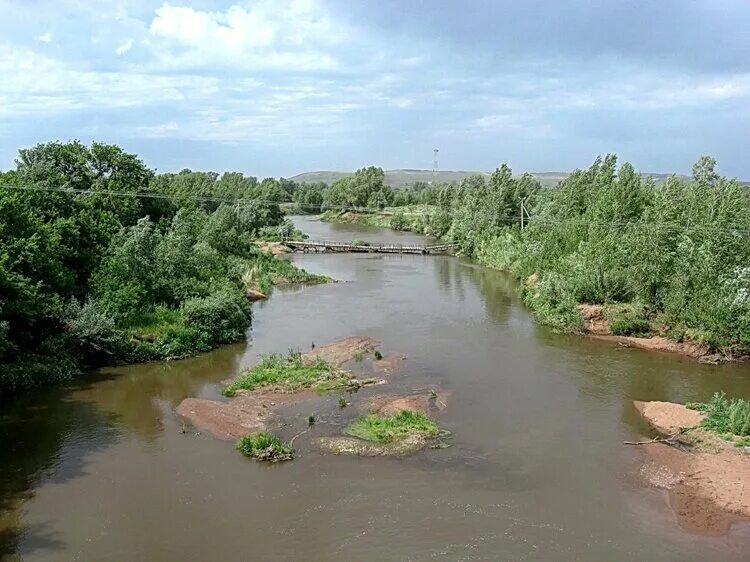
<box><xmin>2</xmin><ymin>216</ymin><xmax>750</xmax><ymax>561</ymax></box>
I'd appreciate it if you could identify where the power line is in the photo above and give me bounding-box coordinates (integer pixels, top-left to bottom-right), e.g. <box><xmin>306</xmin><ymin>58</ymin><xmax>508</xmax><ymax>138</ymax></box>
<box><xmin>0</xmin><ymin>182</ymin><xmax>388</xmax><ymax>214</ymax></box>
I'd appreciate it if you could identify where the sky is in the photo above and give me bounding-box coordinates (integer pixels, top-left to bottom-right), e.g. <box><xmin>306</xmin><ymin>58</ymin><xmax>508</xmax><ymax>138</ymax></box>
<box><xmin>1</xmin><ymin>0</ymin><xmax>749</xmax><ymax>178</ymax></box>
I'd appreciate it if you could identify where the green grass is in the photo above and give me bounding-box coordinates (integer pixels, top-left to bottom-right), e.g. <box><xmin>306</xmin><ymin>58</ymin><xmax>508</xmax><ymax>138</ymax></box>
<box><xmin>222</xmin><ymin>351</ymin><xmax>346</xmax><ymax>396</ymax></box>
<box><xmin>236</xmin><ymin>432</ymin><xmax>294</xmax><ymax>462</ymax></box>
<box><xmin>344</xmin><ymin>410</ymin><xmax>439</xmax><ymax>443</ymax></box>
<box><xmin>245</xmin><ymin>254</ymin><xmax>329</xmax><ymax>294</ymax></box>
<box><xmin>122</xmin><ymin>306</ymin><xmax>184</xmax><ymax>337</ymax></box>
<box><xmin>687</xmin><ymin>392</ymin><xmax>750</xmax><ymax>437</ymax></box>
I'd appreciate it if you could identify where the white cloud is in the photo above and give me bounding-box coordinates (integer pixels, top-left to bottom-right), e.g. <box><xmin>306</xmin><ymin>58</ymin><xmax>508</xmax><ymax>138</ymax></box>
<box><xmin>115</xmin><ymin>39</ymin><xmax>133</xmax><ymax>55</ymax></box>
<box><xmin>148</xmin><ymin>1</ymin><xmax>344</xmax><ymax>70</ymax></box>
<box><xmin>0</xmin><ymin>43</ymin><xmax>218</xmax><ymax>117</ymax></box>
<box><xmin>37</xmin><ymin>32</ymin><xmax>53</xmax><ymax>43</ymax></box>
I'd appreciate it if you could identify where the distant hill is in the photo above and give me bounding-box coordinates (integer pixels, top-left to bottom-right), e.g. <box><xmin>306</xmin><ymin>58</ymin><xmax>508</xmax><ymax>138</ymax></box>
<box><xmin>290</xmin><ymin>169</ymin><xmax>490</xmax><ymax>188</ymax></box>
<box><xmin>290</xmin><ymin>168</ymin><xmax>707</xmax><ymax>188</ymax></box>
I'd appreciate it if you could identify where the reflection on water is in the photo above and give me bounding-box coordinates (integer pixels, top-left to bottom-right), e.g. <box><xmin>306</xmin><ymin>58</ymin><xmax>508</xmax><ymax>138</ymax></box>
<box><xmin>1</xmin><ymin>216</ymin><xmax>749</xmax><ymax>561</ymax></box>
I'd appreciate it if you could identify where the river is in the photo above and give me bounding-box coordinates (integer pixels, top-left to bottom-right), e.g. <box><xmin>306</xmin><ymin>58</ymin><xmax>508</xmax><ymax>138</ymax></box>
<box><xmin>1</xmin><ymin>216</ymin><xmax>749</xmax><ymax>560</ymax></box>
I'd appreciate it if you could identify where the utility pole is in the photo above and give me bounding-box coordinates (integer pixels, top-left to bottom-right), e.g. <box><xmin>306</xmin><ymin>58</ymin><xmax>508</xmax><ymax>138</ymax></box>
<box><xmin>432</xmin><ymin>148</ymin><xmax>439</xmax><ymax>184</ymax></box>
<box><xmin>520</xmin><ymin>196</ymin><xmax>528</xmax><ymax>230</ymax></box>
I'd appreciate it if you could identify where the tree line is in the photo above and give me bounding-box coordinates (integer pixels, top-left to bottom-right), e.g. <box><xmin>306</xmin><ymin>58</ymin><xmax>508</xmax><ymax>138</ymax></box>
<box><xmin>0</xmin><ymin>141</ymin><xmax>322</xmax><ymax>394</ymax></box>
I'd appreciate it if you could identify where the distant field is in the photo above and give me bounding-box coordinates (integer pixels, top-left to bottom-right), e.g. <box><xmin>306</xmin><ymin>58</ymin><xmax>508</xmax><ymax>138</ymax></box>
<box><xmin>290</xmin><ymin>168</ymin><xmax>707</xmax><ymax>188</ymax></box>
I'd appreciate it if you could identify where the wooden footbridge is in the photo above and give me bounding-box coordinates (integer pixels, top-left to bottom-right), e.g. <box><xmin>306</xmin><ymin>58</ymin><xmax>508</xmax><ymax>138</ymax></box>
<box><xmin>285</xmin><ymin>239</ymin><xmax>459</xmax><ymax>255</ymax></box>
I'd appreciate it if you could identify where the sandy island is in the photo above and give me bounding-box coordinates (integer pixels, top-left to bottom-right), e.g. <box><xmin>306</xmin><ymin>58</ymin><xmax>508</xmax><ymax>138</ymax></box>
<box><xmin>176</xmin><ymin>336</ymin><xmax>382</xmax><ymax>439</ymax></box>
<box><xmin>317</xmin><ymin>390</ymin><xmax>451</xmax><ymax>456</ymax></box>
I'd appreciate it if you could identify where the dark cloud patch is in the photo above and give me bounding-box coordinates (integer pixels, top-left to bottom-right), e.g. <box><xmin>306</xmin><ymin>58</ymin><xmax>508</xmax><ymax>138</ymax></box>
<box><xmin>331</xmin><ymin>0</ymin><xmax>750</xmax><ymax>73</ymax></box>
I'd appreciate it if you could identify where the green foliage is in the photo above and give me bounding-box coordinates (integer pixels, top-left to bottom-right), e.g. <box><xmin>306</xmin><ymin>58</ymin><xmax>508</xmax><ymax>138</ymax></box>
<box><xmin>390</xmin><ymin>211</ymin><xmax>409</xmax><ymax>231</ymax></box>
<box><xmin>445</xmin><ymin>156</ymin><xmax>750</xmax><ymax>349</ymax></box>
<box><xmin>291</xmin><ymin>182</ymin><xmax>326</xmax><ymax>213</ymax></box>
<box><xmin>236</xmin><ymin>432</ymin><xmax>294</xmax><ymax>462</ymax></box>
<box><xmin>181</xmin><ymin>288</ymin><xmax>250</xmax><ymax>345</ymax></box>
<box><xmin>222</xmin><ymin>352</ymin><xmax>340</xmax><ymax>396</ymax></box>
<box><xmin>0</xmin><ymin>141</ymin><xmax>321</xmax><ymax>394</ymax></box>
<box><xmin>344</xmin><ymin>410</ymin><xmax>439</xmax><ymax>443</ymax></box>
<box><xmin>65</xmin><ymin>299</ymin><xmax>127</xmax><ymax>359</ymax></box>
<box><xmin>373</xmin><ymin>349</ymin><xmax>383</xmax><ymax>360</ymax></box>
<box><xmin>522</xmin><ymin>272</ymin><xmax>584</xmax><ymax>333</ymax></box>
<box><xmin>241</xmin><ymin>252</ymin><xmax>329</xmax><ymax>294</ymax></box>
<box><xmin>323</xmin><ymin>166</ymin><xmax>391</xmax><ymax>209</ymax></box>
<box><xmin>608</xmin><ymin>309</ymin><xmax>652</xmax><ymax>336</ymax></box>
<box><xmin>688</xmin><ymin>392</ymin><xmax>750</xmax><ymax>437</ymax></box>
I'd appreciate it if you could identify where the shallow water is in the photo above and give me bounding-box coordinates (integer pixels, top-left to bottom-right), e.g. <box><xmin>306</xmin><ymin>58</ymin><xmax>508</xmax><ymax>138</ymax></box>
<box><xmin>2</xmin><ymin>216</ymin><xmax>750</xmax><ymax>561</ymax></box>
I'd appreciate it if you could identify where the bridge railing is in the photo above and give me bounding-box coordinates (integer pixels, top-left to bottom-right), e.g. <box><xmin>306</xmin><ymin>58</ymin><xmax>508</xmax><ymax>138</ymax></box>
<box><xmin>284</xmin><ymin>239</ymin><xmax>459</xmax><ymax>253</ymax></box>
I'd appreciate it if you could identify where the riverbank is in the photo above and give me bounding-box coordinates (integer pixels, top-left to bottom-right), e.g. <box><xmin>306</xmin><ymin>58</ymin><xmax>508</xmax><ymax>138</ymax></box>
<box><xmin>634</xmin><ymin>400</ymin><xmax>750</xmax><ymax>534</ymax></box>
<box><xmin>576</xmin><ymin>303</ymin><xmax>743</xmax><ymax>363</ymax></box>
<box><xmin>316</xmin><ymin>210</ymin><xmax>743</xmax><ymax>363</ymax></box>
<box><xmin>319</xmin><ymin>205</ymin><xmax>441</xmax><ymax>234</ymax></box>
<box><xmin>0</xmin><ymin>249</ymin><xmax>327</xmax><ymax>396</ymax></box>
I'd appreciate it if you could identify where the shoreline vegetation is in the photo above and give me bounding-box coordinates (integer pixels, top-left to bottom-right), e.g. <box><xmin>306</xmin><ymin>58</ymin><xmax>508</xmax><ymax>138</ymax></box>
<box><xmin>0</xmin><ymin>141</ymin><xmax>327</xmax><ymax>395</ymax></box>
<box><xmin>315</xmin><ymin>158</ymin><xmax>750</xmax><ymax>361</ymax></box>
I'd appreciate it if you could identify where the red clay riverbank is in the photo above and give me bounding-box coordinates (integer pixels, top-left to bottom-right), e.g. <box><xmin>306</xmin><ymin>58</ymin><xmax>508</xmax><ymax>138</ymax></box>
<box><xmin>633</xmin><ymin>400</ymin><xmax>750</xmax><ymax>535</ymax></box>
<box><xmin>578</xmin><ymin>304</ymin><xmax>724</xmax><ymax>362</ymax></box>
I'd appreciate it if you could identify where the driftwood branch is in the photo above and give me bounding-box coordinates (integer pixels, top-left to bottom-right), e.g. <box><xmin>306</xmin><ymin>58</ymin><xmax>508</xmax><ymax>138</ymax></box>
<box><xmin>623</xmin><ymin>433</ymin><xmax>679</xmax><ymax>445</ymax></box>
<box><xmin>289</xmin><ymin>427</ymin><xmax>311</xmax><ymax>448</ymax></box>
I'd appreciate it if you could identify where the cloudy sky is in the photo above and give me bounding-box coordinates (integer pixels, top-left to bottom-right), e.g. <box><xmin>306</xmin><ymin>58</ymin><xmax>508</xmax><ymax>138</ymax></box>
<box><xmin>1</xmin><ymin>0</ymin><xmax>749</xmax><ymax>178</ymax></box>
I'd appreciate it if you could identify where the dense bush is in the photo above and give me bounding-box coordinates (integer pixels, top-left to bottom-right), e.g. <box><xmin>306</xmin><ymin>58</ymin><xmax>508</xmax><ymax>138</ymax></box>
<box><xmin>390</xmin><ymin>211</ymin><xmax>409</xmax><ymax>231</ymax></box>
<box><xmin>181</xmin><ymin>289</ymin><xmax>250</xmax><ymax>346</ymax></box>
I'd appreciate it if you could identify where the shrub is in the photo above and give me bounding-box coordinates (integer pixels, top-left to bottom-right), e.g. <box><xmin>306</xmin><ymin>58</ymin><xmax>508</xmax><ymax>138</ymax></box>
<box><xmin>390</xmin><ymin>212</ymin><xmax>408</xmax><ymax>231</ymax></box>
<box><xmin>236</xmin><ymin>432</ymin><xmax>294</xmax><ymax>462</ymax></box>
<box><xmin>65</xmin><ymin>299</ymin><xmax>126</xmax><ymax>359</ymax></box>
<box><xmin>181</xmin><ymin>288</ymin><xmax>250</xmax><ymax>346</ymax></box>
<box><xmin>688</xmin><ymin>392</ymin><xmax>750</xmax><ymax>437</ymax></box>
<box><xmin>0</xmin><ymin>352</ymin><xmax>80</xmax><ymax>393</ymax></box>
<box><xmin>523</xmin><ymin>272</ymin><xmax>583</xmax><ymax>333</ymax></box>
